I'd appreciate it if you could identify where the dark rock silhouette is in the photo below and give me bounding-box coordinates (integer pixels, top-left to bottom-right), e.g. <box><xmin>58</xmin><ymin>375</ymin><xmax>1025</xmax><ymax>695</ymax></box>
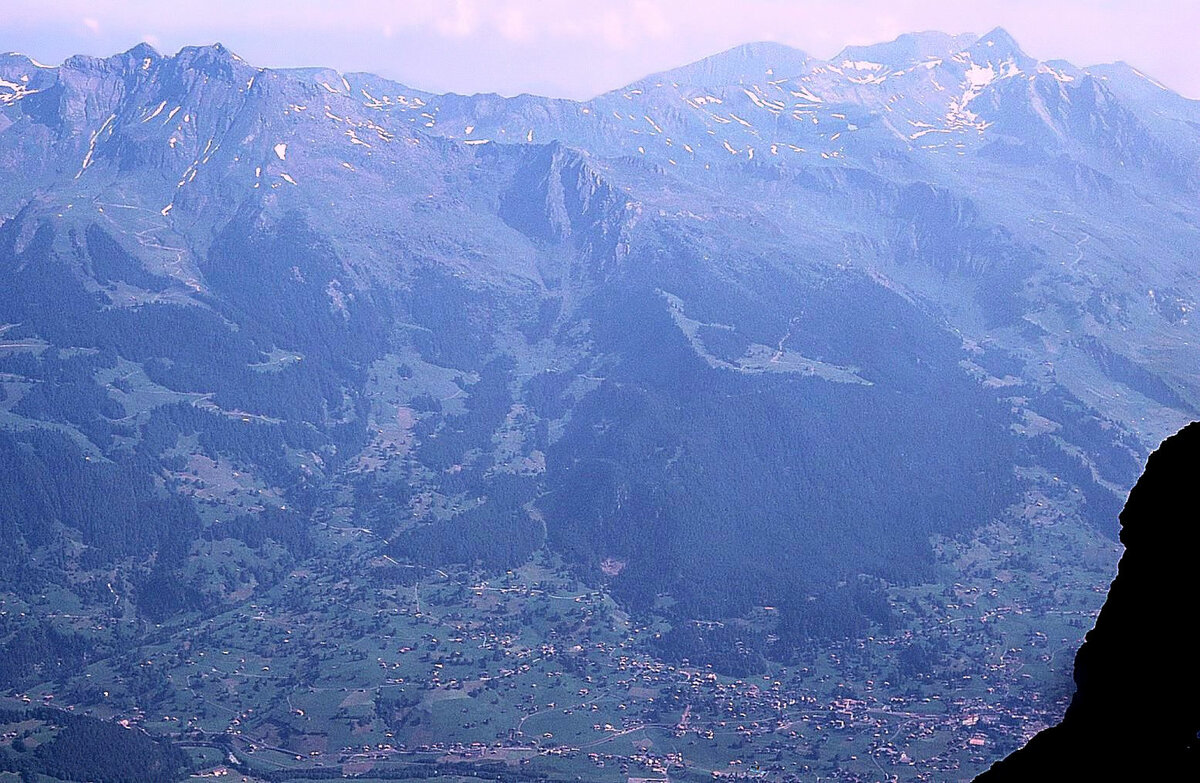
<box><xmin>976</xmin><ymin>421</ymin><xmax>1200</xmax><ymax>780</ymax></box>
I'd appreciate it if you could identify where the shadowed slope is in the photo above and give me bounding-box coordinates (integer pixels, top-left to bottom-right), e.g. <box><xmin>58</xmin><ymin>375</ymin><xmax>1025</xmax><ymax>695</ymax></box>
<box><xmin>976</xmin><ymin>421</ymin><xmax>1200</xmax><ymax>780</ymax></box>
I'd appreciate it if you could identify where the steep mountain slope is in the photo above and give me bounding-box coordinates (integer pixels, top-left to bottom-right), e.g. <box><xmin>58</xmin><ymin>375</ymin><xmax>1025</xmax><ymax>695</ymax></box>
<box><xmin>976</xmin><ymin>422</ymin><xmax>1200</xmax><ymax>780</ymax></box>
<box><xmin>0</xmin><ymin>29</ymin><xmax>1197</xmax><ymax>779</ymax></box>
<box><xmin>340</xmin><ymin>28</ymin><xmax>1199</xmax><ymax>447</ymax></box>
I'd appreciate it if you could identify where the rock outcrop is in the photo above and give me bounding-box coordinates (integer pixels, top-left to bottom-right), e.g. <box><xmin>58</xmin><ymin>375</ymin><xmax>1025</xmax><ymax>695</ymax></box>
<box><xmin>976</xmin><ymin>421</ymin><xmax>1200</xmax><ymax>780</ymax></box>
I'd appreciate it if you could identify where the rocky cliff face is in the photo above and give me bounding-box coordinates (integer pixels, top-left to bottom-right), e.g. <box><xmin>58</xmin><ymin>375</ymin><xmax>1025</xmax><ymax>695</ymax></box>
<box><xmin>977</xmin><ymin>421</ymin><xmax>1200</xmax><ymax>780</ymax></box>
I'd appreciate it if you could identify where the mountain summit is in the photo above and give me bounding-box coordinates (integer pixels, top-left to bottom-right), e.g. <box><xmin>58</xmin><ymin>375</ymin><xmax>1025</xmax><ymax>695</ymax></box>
<box><xmin>645</xmin><ymin>40</ymin><xmax>813</xmax><ymax>87</ymax></box>
<box><xmin>835</xmin><ymin>30</ymin><xmax>978</xmax><ymax>67</ymax></box>
<box><xmin>971</xmin><ymin>27</ymin><xmax>1033</xmax><ymax>62</ymax></box>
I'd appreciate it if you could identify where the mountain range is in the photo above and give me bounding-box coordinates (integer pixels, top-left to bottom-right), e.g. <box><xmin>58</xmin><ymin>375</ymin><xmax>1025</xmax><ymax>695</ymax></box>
<box><xmin>0</xmin><ymin>28</ymin><xmax>1197</xmax><ymax>780</ymax></box>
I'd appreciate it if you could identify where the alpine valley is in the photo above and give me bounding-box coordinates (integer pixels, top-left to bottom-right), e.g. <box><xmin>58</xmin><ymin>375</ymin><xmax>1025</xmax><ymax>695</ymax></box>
<box><xmin>0</xmin><ymin>28</ymin><xmax>1196</xmax><ymax>782</ymax></box>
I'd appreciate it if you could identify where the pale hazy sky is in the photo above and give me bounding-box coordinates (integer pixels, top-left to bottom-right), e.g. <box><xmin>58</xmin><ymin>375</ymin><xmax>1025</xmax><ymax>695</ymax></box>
<box><xmin>3</xmin><ymin>1</ymin><xmax>1197</xmax><ymax>99</ymax></box>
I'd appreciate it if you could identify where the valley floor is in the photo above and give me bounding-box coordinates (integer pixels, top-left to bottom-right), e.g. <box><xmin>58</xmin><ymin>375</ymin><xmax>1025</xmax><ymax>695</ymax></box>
<box><xmin>1</xmin><ymin>478</ymin><xmax>1117</xmax><ymax>782</ymax></box>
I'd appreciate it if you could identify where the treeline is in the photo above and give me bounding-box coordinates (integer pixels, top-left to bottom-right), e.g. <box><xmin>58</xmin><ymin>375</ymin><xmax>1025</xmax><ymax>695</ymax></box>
<box><xmin>206</xmin><ymin>507</ymin><xmax>316</xmax><ymax>559</ymax></box>
<box><xmin>141</xmin><ymin>402</ymin><xmax>311</xmax><ymax>490</ymax></box>
<box><xmin>1</xmin><ymin>212</ymin><xmax>381</xmax><ymax>450</ymax></box>
<box><xmin>652</xmin><ymin>622</ymin><xmax>768</xmax><ymax>677</ymax></box>
<box><xmin>5</xmin><ymin>348</ymin><xmax>126</xmax><ymax>445</ymax></box>
<box><xmin>0</xmin><ymin>428</ymin><xmax>200</xmax><ymax>566</ymax></box>
<box><xmin>771</xmin><ymin>578</ymin><xmax>896</xmax><ymax>654</ymax></box>
<box><xmin>0</xmin><ymin>211</ymin><xmax>400</xmax><ymax>629</ymax></box>
<box><xmin>0</xmin><ymin>622</ymin><xmax>97</xmax><ymax>689</ymax></box>
<box><xmin>382</xmin><ymin>355</ymin><xmax>547</xmax><ymax>569</ymax></box>
<box><xmin>406</xmin><ymin>267</ymin><xmax>498</xmax><ymax>370</ymax></box>
<box><xmin>236</xmin><ymin>756</ymin><xmax>586</xmax><ymax>782</ymax></box>
<box><xmin>651</xmin><ymin>577</ymin><xmax>896</xmax><ymax>673</ymax></box>
<box><xmin>413</xmin><ymin>357</ymin><xmax>519</xmax><ymax>472</ymax></box>
<box><xmin>1024</xmin><ymin>384</ymin><xmax>1144</xmax><ymax>492</ymax></box>
<box><xmin>0</xmin><ymin>707</ymin><xmax>188</xmax><ymax>783</ymax></box>
<box><xmin>542</xmin><ymin>279</ymin><xmax>1021</xmax><ymax>629</ymax></box>
<box><xmin>387</xmin><ymin>474</ymin><xmax>542</xmax><ymax>570</ymax></box>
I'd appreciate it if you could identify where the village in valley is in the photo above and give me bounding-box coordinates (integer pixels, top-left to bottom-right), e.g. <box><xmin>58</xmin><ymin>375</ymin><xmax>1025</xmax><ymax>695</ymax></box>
<box><xmin>1</xmin><ymin>475</ymin><xmax>1118</xmax><ymax>782</ymax></box>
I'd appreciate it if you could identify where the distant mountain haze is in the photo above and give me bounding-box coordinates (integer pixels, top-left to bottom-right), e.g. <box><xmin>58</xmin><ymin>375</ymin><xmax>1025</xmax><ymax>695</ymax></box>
<box><xmin>0</xmin><ymin>28</ymin><xmax>1196</xmax><ymax>779</ymax></box>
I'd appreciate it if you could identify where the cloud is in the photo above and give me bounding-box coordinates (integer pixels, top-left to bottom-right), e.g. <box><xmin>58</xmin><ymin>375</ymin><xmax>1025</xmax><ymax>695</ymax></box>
<box><xmin>495</xmin><ymin>5</ymin><xmax>533</xmax><ymax>43</ymax></box>
<box><xmin>434</xmin><ymin>0</ymin><xmax>481</xmax><ymax>38</ymax></box>
<box><xmin>597</xmin><ymin>10</ymin><xmax>629</xmax><ymax>49</ymax></box>
<box><xmin>629</xmin><ymin>1</ymin><xmax>671</xmax><ymax>41</ymax></box>
<box><xmin>3</xmin><ymin>0</ymin><xmax>1199</xmax><ymax>99</ymax></box>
